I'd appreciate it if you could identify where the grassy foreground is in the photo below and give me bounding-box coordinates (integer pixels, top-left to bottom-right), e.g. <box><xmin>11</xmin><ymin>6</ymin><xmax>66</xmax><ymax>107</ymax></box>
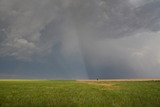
<box><xmin>0</xmin><ymin>80</ymin><xmax>160</xmax><ymax>107</ymax></box>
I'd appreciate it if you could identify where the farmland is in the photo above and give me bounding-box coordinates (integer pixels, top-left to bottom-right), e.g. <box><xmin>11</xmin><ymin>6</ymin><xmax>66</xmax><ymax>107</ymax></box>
<box><xmin>0</xmin><ymin>80</ymin><xmax>160</xmax><ymax>107</ymax></box>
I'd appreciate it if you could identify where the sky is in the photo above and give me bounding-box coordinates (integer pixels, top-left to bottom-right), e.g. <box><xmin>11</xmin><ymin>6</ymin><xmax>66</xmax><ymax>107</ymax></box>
<box><xmin>0</xmin><ymin>0</ymin><xmax>160</xmax><ymax>79</ymax></box>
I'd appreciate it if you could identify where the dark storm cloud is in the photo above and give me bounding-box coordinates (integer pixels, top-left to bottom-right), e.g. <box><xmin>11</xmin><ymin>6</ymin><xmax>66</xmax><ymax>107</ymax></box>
<box><xmin>0</xmin><ymin>0</ymin><xmax>160</xmax><ymax>79</ymax></box>
<box><xmin>70</xmin><ymin>0</ymin><xmax>160</xmax><ymax>39</ymax></box>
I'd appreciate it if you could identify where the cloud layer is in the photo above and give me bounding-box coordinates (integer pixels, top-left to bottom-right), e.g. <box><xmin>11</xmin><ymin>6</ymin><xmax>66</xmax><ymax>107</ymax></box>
<box><xmin>0</xmin><ymin>0</ymin><xmax>160</xmax><ymax>79</ymax></box>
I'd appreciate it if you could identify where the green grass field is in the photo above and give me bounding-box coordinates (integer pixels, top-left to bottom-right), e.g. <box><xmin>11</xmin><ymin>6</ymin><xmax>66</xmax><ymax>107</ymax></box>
<box><xmin>0</xmin><ymin>80</ymin><xmax>160</xmax><ymax>107</ymax></box>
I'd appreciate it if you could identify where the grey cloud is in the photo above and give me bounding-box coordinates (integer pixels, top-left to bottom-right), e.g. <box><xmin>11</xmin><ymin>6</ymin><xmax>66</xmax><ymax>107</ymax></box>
<box><xmin>0</xmin><ymin>0</ymin><xmax>160</xmax><ymax>79</ymax></box>
<box><xmin>0</xmin><ymin>0</ymin><xmax>64</xmax><ymax>59</ymax></box>
<box><xmin>1</xmin><ymin>0</ymin><xmax>160</xmax><ymax>58</ymax></box>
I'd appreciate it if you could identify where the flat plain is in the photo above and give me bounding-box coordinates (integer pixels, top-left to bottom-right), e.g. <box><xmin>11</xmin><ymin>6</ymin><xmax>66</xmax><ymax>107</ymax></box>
<box><xmin>0</xmin><ymin>79</ymin><xmax>160</xmax><ymax>107</ymax></box>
